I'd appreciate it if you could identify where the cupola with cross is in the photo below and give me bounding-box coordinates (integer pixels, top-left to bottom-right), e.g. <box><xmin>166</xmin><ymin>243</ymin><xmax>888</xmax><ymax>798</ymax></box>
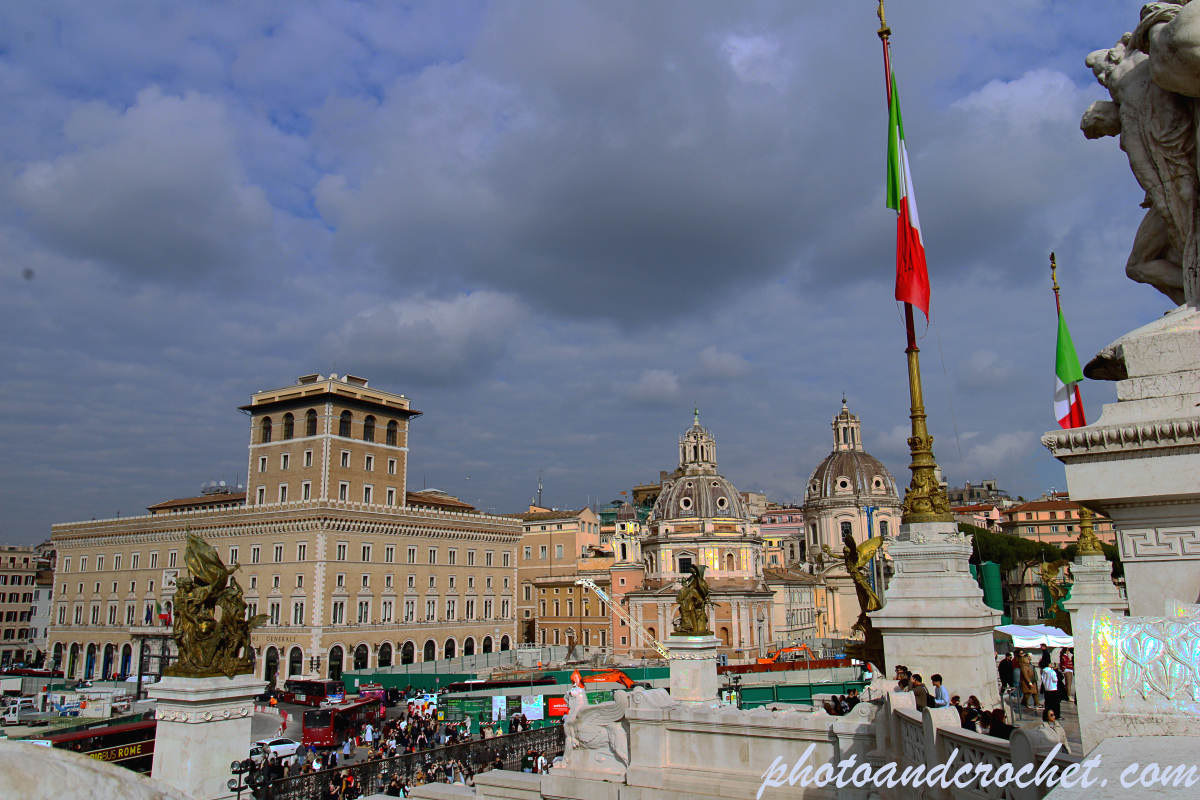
<box><xmin>832</xmin><ymin>396</ymin><xmax>863</xmax><ymax>452</ymax></box>
<box><xmin>678</xmin><ymin>407</ymin><xmax>718</xmax><ymax>475</ymax></box>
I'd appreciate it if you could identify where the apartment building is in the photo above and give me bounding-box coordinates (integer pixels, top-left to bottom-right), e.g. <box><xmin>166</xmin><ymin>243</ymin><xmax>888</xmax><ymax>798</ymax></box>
<box><xmin>47</xmin><ymin>375</ymin><xmax>521</xmax><ymax>683</ymax></box>
<box><xmin>0</xmin><ymin>546</ymin><xmax>40</xmax><ymax>667</ymax></box>
<box><xmin>1000</xmin><ymin>497</ymin><xmax>1116</xmax><ymax>548</ymax></box>
<box><xmin>513</xmin><ymin>506</ymin><xmax>602</xmax><ymax>646</ymax></box>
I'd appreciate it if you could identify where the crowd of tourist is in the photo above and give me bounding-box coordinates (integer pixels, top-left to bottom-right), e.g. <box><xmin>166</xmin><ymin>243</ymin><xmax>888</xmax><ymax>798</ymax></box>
<box><xmin>820</xmin><ymin>690</ymin><xmax>862</xmax><ymax>716</ymax></box>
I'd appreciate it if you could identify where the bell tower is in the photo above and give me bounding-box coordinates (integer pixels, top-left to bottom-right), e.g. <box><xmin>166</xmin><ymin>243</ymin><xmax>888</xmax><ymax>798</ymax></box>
<box><xmin>678</xmin><ymin>408</ymin><xmax>718</xmax><ymax>475</ymax></box>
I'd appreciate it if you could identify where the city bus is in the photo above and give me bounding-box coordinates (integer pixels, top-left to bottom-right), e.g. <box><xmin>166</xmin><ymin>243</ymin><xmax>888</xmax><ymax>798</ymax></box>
<box><xmin>443</xmin><ymin>677</ymin><xmax>556</xmax><ymax>694</ymax></box>
<box><xmin>301</xmin><ymin>698</ymin><xmax>382</xmax><ymax>749</ymax></box>
<box><xmin>39</xmin><ymin>719</ymin><xmax>157</xmax><ymax>774</ymax></box>
<box><xmin>279</xmin><ymin>678</ymin><xmax>345</xmax><ymax>707</ymax></box>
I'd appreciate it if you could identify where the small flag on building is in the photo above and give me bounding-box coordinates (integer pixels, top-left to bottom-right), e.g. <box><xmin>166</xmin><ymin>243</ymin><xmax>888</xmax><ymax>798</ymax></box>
<box><xmin>1051</xmin><ymin>253</ymin><xmax>1086</xmax><ymax>429</ymax></box>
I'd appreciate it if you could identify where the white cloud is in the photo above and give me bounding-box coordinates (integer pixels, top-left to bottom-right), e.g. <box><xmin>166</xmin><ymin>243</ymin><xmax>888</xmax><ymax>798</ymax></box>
<box><xmin>723</xmin><ymin>34</ymin><xmax>786</xmax><ymax>87</ymax></box>
<box><xmin>627</xmin><ymin>369</ymin><xmax>681</xmax><ymax>406</ymax></box>
<box><xmin>12</xmin><ymin>87</ymin><xmax>272</xmax><ymax>277</ymax></box>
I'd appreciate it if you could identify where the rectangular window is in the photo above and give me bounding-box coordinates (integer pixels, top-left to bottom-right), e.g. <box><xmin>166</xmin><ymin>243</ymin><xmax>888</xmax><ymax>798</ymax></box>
<box><xmin>257</xmin><ymin>487</ymin><xmax>266</xmax><ymax>504</ymax></box>
<box><xmin>486</xmin><ymin>576</ymin><xmax>493</xmax><ymax>590</ymax></box>
<box><xmin>113</xmin><ymin>554</ymin><xmax>121</xmax><ymax>571</ymax></box>
<box><xmin>108</xmin><ymin>606</ymin><xmax>117</xmax><ymax>625</ymax></box>
<box><xmin>336</xmin><ymin>574</ymin><xmax>345</xmax><ymax>588</ymax></box>
<box><xmin>485</xmin><ymin>551</ymin><xmax>494</xmax><ymax>567</ymax></box>
<box><xmin>447</xmin><ymin>598</ymin><xmax>456</xmax><ymax>620</ymax></box>
<box><xmin>484</xmin><ymin>599</ymin><xmax>493</xmax><ymax>618</ymax></box>
<box><xmin>407</xmin><ymin>547</ymin><xmax>416</xmax><ymax>564</ymax></box>
<box><xmin>428</xmin><ymin>548</ymin><xmax>437</xmax><ymax>565</ymax></box>
<box><xmin>468</xmin><ymin>576</ymin><xmax>474</xmax><ymax>590</ymax></box>
<box><xmin>539</xmin><ymin>546</ymin><xmax>547</xmax><ymax>560</ymax></box>
<box><xmin>96</xmin><ymin>555</ymin><xmax>104</xmax><ymax>571</ymax></box>
<box><xmin>251</xmin><ymin>546</ymin><xmax>260</xmax><ymax>564</ymax></box>
<box><xmin>426</xmin><ymin>600</ymin><xmax>436</xmax><ymax>621</ymax></box>
<box><xmin>269</xmin><ymin>602</ymin><xmax>281</xmax><ymax>625</ymax></box>
<box><xmin>259</xmin><ymin>456</ymin><xmax>267</xmax><ymax>473</ymax></box>
<box><xmin>466</xmin><ymin>550</ymin><xmax>476</xmax><ymax>566</ymax></box>
<box><xmin>361</xmin><ymin>574</ymin><xmax>369</xmax><ymax>588</ymax></box>
<box><xmin>449</xmin><ymin>575</ymin><xmax>456</xmax><ymax>589</ymax></box>
<box><xmin>250</xmin><ymin>576</ymin><xmax>256</xmax><ymax>589</ymax></box>
<box><xmin>229</xmin><ymin>547</ymin><xmax>239</xmax><ymax>565</ymax></box>
<box><xmin>297</xmin><ymin>544</ymin><xmax>307</xmax><ymax>561</ymax></box>
<box><xmin>388</xmin><ymin>458</ymin><xmax>396</xmax><ymax>475</ymax></box>
<box><xmin>90</xmin><ymin>606</ymin><xmax>100</xmax><ymax>625</ymax></box>
<box><xmin>524</xmin><ymin>585</ymin><xmax>532</xmax><ymax>601</ymax></box>
<box><xmin>524</xmin><ymin>546</ymin><xmax>532</xmax><ymax>561</ymax></box>
<box><xmin>293</xmin><ymin>602</ymin><xmax>305</xmax><ymax>626</ymax></box>
<box><xmin>331</xmin><ymin>601</ymin><xmax>344</xmax><ymax>624</ymax></box>
<box><xmin>133</xmin><ymin>553</ymin><xmax>140</xmax><ymax>570</ymax></box>
<box><xmin>302</xmin><ymin>481</ymin><xmax>312</xmax><ymax>500</ymax></box>
<box><xmin>501</xmin><ymin>599</ymin><xmax>510</xmax><ymax>618</ymax></box>
<box><xmin>281</xmin><ymin>453</ymin><xmax>290</xmax><ymax>470</ymax></box>
<box><xmin>337</xmin><ymin>543</ymin><xmax>347</xmax><ymax>561</ymax></box>
<box><xmin>382</xmin><ymin>600</ymin><xmax>392</xmax><ymax>622</ymax></box>
<box><xmin>365</xmin><ymin>455</ymin><xmax>374</xmax><ymax>472</ymax></box>
<box><xmin>429</xmin><ymin>575</ymin><xmax>436</xmax><ymax>589</ymax></box>
<box><xmin>404</xmin><ymin>600</ymin><xmax>414</xmax><ymax>622</ymax></box>
<box><xmin>448</xmin><ymin>549</ymin><xmax>457</xmax><ymax>565</ymax></box>
<box><xmin>385</xmin><ymin>545</ymin><xmax>395</xmax><ymax>563</ymax></box>
<box><xmin>304</xmin><ymin>450</ymin><xmax>313</xmax><ymax>468</ymax></box>
<box><xmin>272</xmin><ymin>575</ymin><xmax>280</xmax><ymax>589</ymax></box>
<box><xmin>407</xmin><ymin>575</ymin><xmax>415</xmax><ymax>589</ymax></box>
<box><xmin>555</xmin><ymin>544</ymin><xmax>563</xmax><ymax>559</ymax></box>
<box><xmin>74</xmin><ymin>607</ymin><xmax>82</xmax><ymax>625</ymax></box>
<box><xmin>362</xmin><ymin>544</ymin><xmax>371</xmax><ymax>562</ymax></box>
<box><xmin>339</xmin><ymin>482</ymin><xmax>349</xmax><ymax>501</ymax></box>
<box><xmin>466</xmin><ymin>599</ymin><xmax>475</xmax><ymax>619</ymax></box>
<box><xmin>363</xmin><ymin>485</ymin><xmax>372</xmax><ymax>504</ymax></box>
<box><xmin>246</xmin><ymin>603</ymin><xmax>257</xmax><ymax>620</ymax></box>
<box><xmin>273</xmin><ymin>545</ymin><xmax>283</xmax><ymax>563</ymax></box>
<box><xmin>149</xmin><ymin>552</ymin><xmax>158</xmax><ymax>569</ymax></box>
<box><xmin>65</xmin><ymin>557</ymin><xmax>72</xmax><ymax>573</ymax></box>
<box><xmin>503</xmin><ymin>552</ymin><xmax>511</xmax><ymax>567</ymax></box>
<box><xmin>341</xmin><ymin>451</ymin><xmax>350</xmax><ymax>468</ymax></box>
<box><xmin>126</xmin><ymin>605</ymin><xmax>134</xmax><ymax>625</ymax></box>
<box><xmin>58</xmin><ymin>606</ymin><xmax>66</xmax><ymax>625</ymax></box>
<box><xmin>296</xmin><ymin>574</ymin><xmax>304</xmax><ymax>588</ymax></box>
<box><xmin>168</xmin><ymin>550</ymin><xmax>178</xmax><ymax>568</ymax></box>
<box><xmin>386</xmin><ymin>488</ymin><xmax>395</xmax><ymax>506</ymax></box>
<box><xmin>385</xmin><ymin>574</ymin><xmax>393</xmax><ymax>588</ymax></box>
<box><xmin>80</xmin><ymin>556</ymin><xmax>88</xmax><ymax>572</ymax></box>
<box><xmin>279</xmin><ymin>485</ymin><xmax>288</xmax><ymax>503</ymax></box>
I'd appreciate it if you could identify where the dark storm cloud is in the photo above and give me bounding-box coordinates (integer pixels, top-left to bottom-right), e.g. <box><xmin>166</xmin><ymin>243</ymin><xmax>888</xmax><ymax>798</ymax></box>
<box><xmin>0</xmin><ymin>1</ymin><xmax>1178</xmax><ymax>543</ymax></box>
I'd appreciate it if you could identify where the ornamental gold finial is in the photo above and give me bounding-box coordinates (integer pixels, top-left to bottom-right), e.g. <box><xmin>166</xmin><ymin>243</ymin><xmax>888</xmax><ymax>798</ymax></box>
<box><xmin>877</xmin><ymin>1</ymin><xmax>891</xmax><ymax>40</ymax></box>
<box><xmin>1075</xmin><ymin>506</ymin><xmax>1104</xmax><ymax>556</ymax></box>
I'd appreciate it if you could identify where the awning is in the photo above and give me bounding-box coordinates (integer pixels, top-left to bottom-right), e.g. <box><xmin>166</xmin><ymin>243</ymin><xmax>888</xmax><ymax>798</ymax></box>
<box><xmin>994</xmin><ymin>624</ymin><xmax>1073</xmax><ymax>648</ymax></box>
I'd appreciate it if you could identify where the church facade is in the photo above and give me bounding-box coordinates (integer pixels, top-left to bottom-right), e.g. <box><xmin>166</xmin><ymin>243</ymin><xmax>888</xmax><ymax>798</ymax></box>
<box><xmin>622</xmin><ymin>414</ymin><xmax>775</xmax><ymax>658</ymax></box>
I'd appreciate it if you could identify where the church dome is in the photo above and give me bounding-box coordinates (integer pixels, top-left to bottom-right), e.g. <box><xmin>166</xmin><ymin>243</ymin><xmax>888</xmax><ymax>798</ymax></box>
<box><xmin>804</xmin><ymin>400</ymin><xmax>899</xmax><ymax>502</ymax></box>
<box><xmin>654</xmin><ymin>473</ymin><xmax>748</xmax><ymax>521</ymax></box>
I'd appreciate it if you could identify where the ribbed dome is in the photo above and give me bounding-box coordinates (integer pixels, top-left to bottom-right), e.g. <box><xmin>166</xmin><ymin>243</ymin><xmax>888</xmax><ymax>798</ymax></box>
<box><xmin>654</xmin><ymin>474</ymin><xmax>748</xmax><ymax>521</ymax></box>
<box><xmin>805</xmin><ymin>450</ymin><xmax>898</xmax><ymax>502</ymax></box>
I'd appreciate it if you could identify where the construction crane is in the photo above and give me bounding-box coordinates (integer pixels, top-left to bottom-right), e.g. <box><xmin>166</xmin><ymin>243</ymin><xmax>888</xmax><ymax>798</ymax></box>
<box><xmin>575</xmin><ymin>577</ymin><xmax>670</xmax><ymax>659</ymax></box>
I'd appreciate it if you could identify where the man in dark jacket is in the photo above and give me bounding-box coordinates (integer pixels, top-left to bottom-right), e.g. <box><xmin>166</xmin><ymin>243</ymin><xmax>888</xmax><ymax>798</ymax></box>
<box><xmin>998</xmin><ymin>654</ymin><xmax>1014</xmax><ymax>691</ymax></box>
<box><xmin>911</xmin><ymin>674</ymin><xmax>929</xmax><ymax>711</ymax></box>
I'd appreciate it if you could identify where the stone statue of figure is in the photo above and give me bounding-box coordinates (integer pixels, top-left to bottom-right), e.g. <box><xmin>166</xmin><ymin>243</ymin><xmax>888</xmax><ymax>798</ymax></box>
<box><xmin>672</xmin><ymin>563</ymin><xmax>713</xmax><ymax>636</ymax></box>
<box><xmin>823</xmin><ymin>533</ymin><xmax>884</xmax><ymax>633</ymax></box>
<box><xmin>1083</xmin><ymin>3</ymin><xmax>1200</xmax><ymax>306</ymax></box>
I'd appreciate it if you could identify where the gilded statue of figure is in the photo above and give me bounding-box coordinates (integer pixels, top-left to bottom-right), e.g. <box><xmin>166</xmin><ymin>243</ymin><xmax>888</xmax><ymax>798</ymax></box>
<box><xmin>823</xmin><ymin>532</ymin><xmax>884</xmax><ymax>633</ymax></box>
<box><xmin>166</xmin><ymin>530</ymin><xmax>268</xmax><ymax>678</ymax></box>
<box><xmin>672</xmin><ymin>563</ymin><xmax>713</xmax><ymax>636</ymax></box>
<box><xmin>1037</xmin><ymin>558</ymin><xmax>1073</xmax><ymax>635</ymax></box>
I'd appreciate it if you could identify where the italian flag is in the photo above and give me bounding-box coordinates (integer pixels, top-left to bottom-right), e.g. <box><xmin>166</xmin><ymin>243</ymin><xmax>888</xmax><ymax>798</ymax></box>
<box><xmin>1054</xmin><ymin>306</ymin><xmax>1087</xmax><ymax>428</ymax></box>
<box><xmin>886</xmin><ymin>67</ymin><xmax>930</xmax><ymax>320</ymax></box>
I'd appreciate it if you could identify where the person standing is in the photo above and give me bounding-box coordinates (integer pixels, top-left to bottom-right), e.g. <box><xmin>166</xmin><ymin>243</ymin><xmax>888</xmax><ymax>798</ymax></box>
<box><xmin>1059</xmin><ymin>648</ymin><xmax>1075</xmax><ymax>702</ymax></box>
<box><xmin>930</xmin><ymin>675</ymin><xmax>950</xmax><ymax>708</ymax></box>
<box><xmin>1039</xmin><ymin>661</ymin><xmax>1061</xmax><ymax>719</ymax></box>
<box><xmin>521</xmin><ymin>749</ymin><xmax>536</xmax><ymax>773</ymax></box>
<box><xmin>1037</xmin><ymin>643</ymin><xmax>1052</xmax><ymax>683</ymax></box>
<box><xmin>1019</xmin><ymin>654</ymin><xmax>1039</xmax><ymax>708</ymax></box>
<box><xmin>536</xmin><ymin>751</ymin><xmax>547</xmax><ymax>774</ymax></box>
<box><xmin>998</xmin><ymin>654</ymin><xmax>1014</xmax><ymax>694</ymax></box>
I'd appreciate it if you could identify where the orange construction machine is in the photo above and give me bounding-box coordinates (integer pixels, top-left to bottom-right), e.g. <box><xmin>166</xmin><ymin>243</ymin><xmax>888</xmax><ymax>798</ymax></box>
<box><xmin>578</xmin><ymin>669</ymin><xmax>638</xmax><ymax>689</ymax></box>
<box><xmin>756</xmin><ymin>643</ymin><xmax>817</xmax><ymax>665</ymax></box>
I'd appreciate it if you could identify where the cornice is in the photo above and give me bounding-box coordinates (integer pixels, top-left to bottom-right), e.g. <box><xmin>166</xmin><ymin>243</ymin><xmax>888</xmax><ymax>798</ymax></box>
<box><xmin>1041</xmin><ymin>416</ymin><xmax>1200</xmax><ymax>460</ymax></box>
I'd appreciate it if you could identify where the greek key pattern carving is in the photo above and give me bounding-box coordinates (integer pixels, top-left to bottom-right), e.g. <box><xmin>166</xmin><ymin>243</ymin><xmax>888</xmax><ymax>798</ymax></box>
<box><xmin>1119</xmin><ymin>527</ymin><xmax>1200</xmax><ymax>560</ymax></box>
<box><xmin>1103</xmin><ymin>616</ymin><xmax>1200</xmax><ymax>703</ymax></box>
<box><xmin>1041</xmin><ymin>417</ymin><xmax>1200</xmax><ymax>457</ymax></box>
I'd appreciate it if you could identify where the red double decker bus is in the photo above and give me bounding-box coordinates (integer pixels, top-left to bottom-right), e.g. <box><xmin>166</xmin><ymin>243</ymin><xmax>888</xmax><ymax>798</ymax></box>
<box><xmin>279</xmin><ymin>678</ymin><xmax>345</xmax><ymax>707</ymax></box>
<box><xmin>38</xmin><ymin>719</ymin><xmax>157</xmax><ymax>774</ymax></box>
<box><xmin>302</xmin><ymin>698</ymin><xmax>381</xmax><ymax>749</ymax></box>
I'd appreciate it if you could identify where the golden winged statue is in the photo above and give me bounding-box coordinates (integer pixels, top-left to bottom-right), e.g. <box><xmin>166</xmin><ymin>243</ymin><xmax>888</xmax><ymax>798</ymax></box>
<box><xmin>166</xmin><ymin>530</ymin><xmax>268</xmax><ymax>678</ymax></box>
<box><xmin>823</xmin><ymin>532</ymin><xmax>884</xmax><ymax>633</ymax></box>
<box><xmin>1037</xmin><ymin>558</ymin><xmax>1073</xmax><ymax>635</ymax></box>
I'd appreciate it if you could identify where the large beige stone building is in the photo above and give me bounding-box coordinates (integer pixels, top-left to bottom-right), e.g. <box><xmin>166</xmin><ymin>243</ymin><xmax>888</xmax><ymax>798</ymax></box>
<box><xmin>47</xmin><ymin>374</ymin><xmax>521</xmax><ymax>683</ymax></box>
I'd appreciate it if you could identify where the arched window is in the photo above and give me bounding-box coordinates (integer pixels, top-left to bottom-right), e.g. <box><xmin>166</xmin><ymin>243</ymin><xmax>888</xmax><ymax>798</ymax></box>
<box><xmin>363</xmin><ymin>415</ymin><xmax>376</xmax><ymax>443</ymax></box>
<box><xmin>500</xmin><ymin>635</ymin><xmax>510</xmax><ymax>651</ymax></box>
<box><xmin>339</xmin><ymin>411</ymin><xmax>352</xmax><ymax>437</ymax></box>
<box><xmin>620</xmin><ymin>544</ymin><xmax>627</xmax><ymax>561</ymax></box>
<box><xmin>386</xmin><ymin>420</ymin><xmax>398</xmax><ymax>446</ymax></box>
<box><xmin>725</xmin><ymin>553</ymin><xmax>734</xmax><ymax>571</ymax></box>
<box><xmin>53</xmin><ymin>642</ymin><xmax>64</xmax><ymax>671</ymax></box>
<box><xmin>354</xmin><ymin>644</ymin><xmax>369</xmax><ymax>670</ymax></box>
<box><xmin>810</xmin><ymin>524</ymin><xmax>818</xmax><ymax>545</ymax></box>
<box><xmin>378</xmin><ymin>642</ymin><xmax>392</xmax><ymax>668</ymax></box>
<box><xmin>305</xmin><ymin>409</ymin><xmax>318</xmax><ymax>437</ymax></box>
<box><xmin>264</xmin><ymin>646</ymin><xmax>279</xmax><ymax>682</ymax></box>
<box><xmin>401</xmin><ymin>641</ymin><xmax>415</xmax><ymax>665</ymax></box>
<box><xmin>481</xmin><ymin>636</ymin><xmax>492</xmax><ymax>654</ymax></box>
<box><xmin>719</xmin><ymin>627</ymin><xmax>731</xmax><ymax>647</ymax></box>
<box><xmin>85</xmin><ymin>643</ymin><xmax>96</xmax><ymax>679</ymax></box>
<box><xmin>328</xmin><ymin>646</ymin><xmax>343</xmax><ymax>680</ymax></box>
<box><xmin>840</xmin><ymin>521</ymin><xmax>852</xmax><ymax>539</ymax></box>
<box><xmin>102</xmin><ymin>643</ymin><xmax>114</xmax><ymax>680</ymax></box>
<box><xmin>423</xmin><ymin>640</ymin><xmax>436</xmax><ymax>662</ymax></box>
<box><xmin>67</xmin><ymin>643</ymin><xmax>79</xmax><ymax>679</ymax></box>
<box><xmin>444</xmin><ymin>639</ymin><xmax>456</xmax><ymax>660</ymax></box>
<box><xmin>463</xmin><ymin>637</ymin><xmax>475</xmax><ymax>656</ymax></box>
<box><xmin>283</xmin><ymin>413</ymin><xmax>294</xmax><ymax>440</ymax></box>
<box><xmin>288</xmin><ymin>646</ymin><xmax>303</xmax><ymax>676</ymax></box>
<box><xmin>879</xmin><ymin>520</ymin><xmax>889</xmax><ymax>538</ymax></box>
<box><xmin>261</xmin><ymin>417</ymin><xmax>273</xmax><ymax>444</ymax></box>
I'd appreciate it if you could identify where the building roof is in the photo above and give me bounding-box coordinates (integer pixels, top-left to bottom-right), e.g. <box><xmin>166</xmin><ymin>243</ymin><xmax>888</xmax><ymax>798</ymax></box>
<box><xmin>953</xmin><ymin>504</ymin><xmax>1000</xmax><ymax>513</ymax></box>
<box><xmin>406</xmin><ymin>489</ymin><xmax>475</xmax><ymax>512</ymax></box>
<box><xmin>512</xmin><ymin>508</ymin><xmax>588</xmax><ymax>523</ymax></box>
<box><xmin>653</xmin><ymin>472</ymin><xmax>748</xmax><ymax>522</ymax></box>
<box><xmin>147</xmin><ymin>492</ymin><xmax>247</xmax><ymax>512</ymax></box>
<box><xmin>1004</xmin><ymin>499</ymin><xmax>1097</xmax><ymax>515</ymax></box>
<box><xmin>238</xmin><ymin>374</ymin><xmax>421</xmax><ymax>417</ymax></box>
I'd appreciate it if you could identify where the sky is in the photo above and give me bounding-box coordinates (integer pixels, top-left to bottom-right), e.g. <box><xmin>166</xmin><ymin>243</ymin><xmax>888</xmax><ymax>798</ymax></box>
<box><xmin>0</xmin><ymin>1</ymin><xmax>1176</xmax><ymax>543</ymax></box>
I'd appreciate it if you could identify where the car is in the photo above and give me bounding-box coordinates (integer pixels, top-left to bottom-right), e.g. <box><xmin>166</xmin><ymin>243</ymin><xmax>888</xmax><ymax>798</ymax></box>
<box><xmin>250</xmin><ymin>737</ymin><xmax>299</xmax><ymax>762</ymax></box>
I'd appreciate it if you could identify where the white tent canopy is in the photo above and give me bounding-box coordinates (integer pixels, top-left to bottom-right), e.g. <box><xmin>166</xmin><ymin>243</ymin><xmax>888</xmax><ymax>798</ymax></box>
<box><xmin>994</xmin><ymin>624</ymin><xmax>1073</xmax><ymax>649</ymax></box>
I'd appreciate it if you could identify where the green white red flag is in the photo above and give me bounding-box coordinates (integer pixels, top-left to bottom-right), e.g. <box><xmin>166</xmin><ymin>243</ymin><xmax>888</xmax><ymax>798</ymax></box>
<box><xmin>885</xmin><ymin>59</ymin><xmax>930</xmax><ymax>320</ymax></box>
<box><xmin>1054</xmin><ymin>306</ymin><xmax>1086</xmax><ymax>428</ymax></box>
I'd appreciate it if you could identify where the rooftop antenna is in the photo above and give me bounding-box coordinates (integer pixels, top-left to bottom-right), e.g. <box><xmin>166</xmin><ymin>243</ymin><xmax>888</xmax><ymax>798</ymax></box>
<box><xmin>537</xmin><ymin>470</ymin><xmax>544</xmax><ymax>508</ymax></box>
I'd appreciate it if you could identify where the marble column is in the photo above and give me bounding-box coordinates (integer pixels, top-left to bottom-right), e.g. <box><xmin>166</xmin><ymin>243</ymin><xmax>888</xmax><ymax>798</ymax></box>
<box><xmin>666</xmin><ymin>635</ymin><xmax>720</xmax><ymax>704</ymax></box>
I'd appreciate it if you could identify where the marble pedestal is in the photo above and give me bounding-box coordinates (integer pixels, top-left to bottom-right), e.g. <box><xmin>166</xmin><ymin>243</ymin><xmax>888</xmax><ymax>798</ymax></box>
<box><xmin>666</xmin><ymin>635</ymin><xmax>719</xmax><ymax>704</ymax></box>
<box><xmin>149</xmin><ymin>673</ymin><xmax>265</xmax><ymax>800</ymax></box>
<box><xmin>869</xmin><ymin>521</ymin><xmax>1002</xmax><ymax>709</ymax></box>
<box><xmin>1043</xmin><ymin>304</ymin><xmax>1200</xmax><ymax>616</ymax></box>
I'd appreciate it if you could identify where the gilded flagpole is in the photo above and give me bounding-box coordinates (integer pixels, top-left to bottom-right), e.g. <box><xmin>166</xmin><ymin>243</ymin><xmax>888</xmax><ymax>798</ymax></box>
<box><xmin>879</xmin><ymin>0</ymin><xmax>953</xmax><ymax>526</ymax></box>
